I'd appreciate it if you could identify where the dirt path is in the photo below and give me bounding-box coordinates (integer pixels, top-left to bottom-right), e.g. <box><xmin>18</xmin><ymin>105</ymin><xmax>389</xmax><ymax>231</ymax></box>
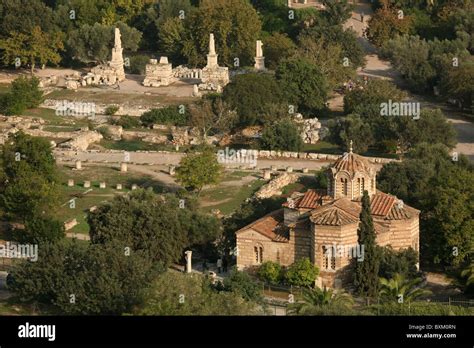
<box><xmin>339</xmin><ymin>1</ymin><xmax>474</xmax><ymax>161</ymax></box>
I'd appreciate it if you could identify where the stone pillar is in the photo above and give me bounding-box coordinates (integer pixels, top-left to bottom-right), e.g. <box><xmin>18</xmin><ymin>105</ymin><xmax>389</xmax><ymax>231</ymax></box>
<box><xmin>184</xmin><ymin>250</ymin><xmax>192</xmax><ymax>273</ymax></box>
<box><xmin>254</xmin><ymin>40</ymin><xmax>265</xmax><ymax>71</ymax></box>
<box><xmin>116</xmin><ymin>184</ymin><xmax>123</xmax><ymax>190</ymax></box>
<box><xmin>206</xmin><ymin>33</ymin><xmax>219</xmax><ymax>68</ymax></box>
<box><xmin>263</xmin><ymin>170</ymin><xmax>271</xmax><ymax>180</ymax></box>
<box><xmin>169</xmin><ymin>165</ymin><xmax>176</xmax><ymax>176</ymax></box>
<box><xmin>271</xmin><ymin>165</ymin><xmax>277</xmax><ymax>172</ymax></box>
<box><xmin>99</xmin><ymin>182</ymin><xmax>106</xmax><ymax>189</ymax></box>
<box><xmin>131</xmin><ymin>184</ymin><xmax>138</xmax><ymax>190</ymax></box>
<box><xmin>302</xmin><ymin>168</ymin><xmax>309</xmax><ymax>174</ymax></box>
<box><xmin>68</xmin><ymin>179</ymin><xmax>74</xmax><ymax>187</ymax></box>
<box><xmin>75</xmin><ymin>160</ymin><xmax>82</xmax><ymax>170</ymax></box>
<box><xmin>286</xmin><ymin>166</ymin><xmax>293</xmax><ymax>173</ymax></box>
<box><xmin>84</xmin><ymin>181</ymin><xmax>91</xmax><ymax>188</ymax></box>
<box><xmin>120</xmin><ymin>162</ymin><xmax>128</xmax><ymax>172</ymax></box>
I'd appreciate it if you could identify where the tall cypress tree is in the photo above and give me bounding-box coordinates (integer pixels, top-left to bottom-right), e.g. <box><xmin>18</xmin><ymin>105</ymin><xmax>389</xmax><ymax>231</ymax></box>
<box><xmin>353</xmin><ymin>190</ymin><xmax>380</xmax><ymax>298</ymax></box>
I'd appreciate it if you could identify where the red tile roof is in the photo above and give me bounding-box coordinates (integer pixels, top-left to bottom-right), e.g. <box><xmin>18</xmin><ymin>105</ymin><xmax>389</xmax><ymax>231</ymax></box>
<box><xmin>282</xmin><ymin>189</ymin><xmax>329</xmax><ymax>209</ymax></box>
<box><xmin>311</xmin><ymin>207</ymin><xmax>359</xmax><ymax>226</ymax></box>
<box><xmin>332</xmin><ymin>152</ymin><xmax>372</xmax><ymax>175</ymax></box>
<box><xmin>236</xmin><ymin>209</ymin><xmax>289</xmax><ymax>242</ymax></box>
<box><xmin>370</xmin><ymin>192</ymin><xmax>396</xmax><ymax>216</ymax></box>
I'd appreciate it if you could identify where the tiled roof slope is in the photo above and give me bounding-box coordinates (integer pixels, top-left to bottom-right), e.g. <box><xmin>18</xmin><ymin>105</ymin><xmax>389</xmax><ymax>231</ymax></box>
<box><xmin>332</xmin><ymin>151</ymin><xmax>372</xmax><ymax>175</ymax></box>
<box><xmin>236</xmin><ymin>209</ymin><xmax>289</xmax><ymax>242</ymax></box>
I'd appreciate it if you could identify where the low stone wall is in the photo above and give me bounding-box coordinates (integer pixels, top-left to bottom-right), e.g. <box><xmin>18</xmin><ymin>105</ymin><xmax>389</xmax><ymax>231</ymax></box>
<box><xmin>255</xmin><ymin>173</ymin><xmax>298</xmax><ymax>199</ymax></box>
<box><xmin>53</xmin><ymin>148</ymin><xmax>399</xmax><ymax>166</ymax></box>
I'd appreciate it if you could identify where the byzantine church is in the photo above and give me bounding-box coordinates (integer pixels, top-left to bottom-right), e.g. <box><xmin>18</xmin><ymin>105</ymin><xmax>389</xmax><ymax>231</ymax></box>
<box><xmin>236</xmin><ymin>146</ymin><xmax>420</xmax><ymax>288</ymax></box>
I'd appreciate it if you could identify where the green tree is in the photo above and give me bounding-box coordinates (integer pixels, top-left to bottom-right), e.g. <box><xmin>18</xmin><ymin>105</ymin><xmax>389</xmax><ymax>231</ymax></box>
<box><xmin>17</xmin><ymin>215</ymin><xmax>65</xmax><ymax>244</ymax></box>
<box><xmin>344</xmin><ymin>79</ymin><xmax>407</xmax><ymax>114</ymax></box>
<box><xmin>140</xmin><ymin>105</ymin><xmax>189</xmax><ymax>127</ymax></box>
<box><xmin>327</xmin><ymin>114</ymin><xmax>374</xmax><ymax>153</ymax></box>
<box><xmin>176</xmin><ymin>149</ymin><xmax>223</xmax><ymax>194</ymax></box>
<box><xmin>379</xmin><ymin>273</ymin><xmax>431</xmax><ymax>303</ymax></box>
<box><xmin>300</xmin><ymin>23</ymin><xmax>365</xmax><ymax>70</ymax></box>
<box><xmin>0</xmin><ymin>132</ymin><xmax>59</xmax><ymax>221</ymax></box>
<box><xmin>379</xmin><ymin>246</ymin><xmax>419</xmax><ymax>280</ymax></box>
<box><xmin>367</xmin><ymin>5</ymin><xmax>413</xmax><ymax>47</ymax></box>
<box><xmin>8</xmin><ymin>241</ymin><xmax>159</xmax><ymax>315</ymax></box>
<box><xmin>88</xmin><ymin>190</ymin><xmax>220</xmax><ymax>265</ymax></box>
<box><xmin>0</xmin><ymin>76</ymin><xmax>43</xmax><ymax>115</ymax></box>
<box><xmin>260</xmin><ymin>118</ymin><xmax>303</xmax><ymax>152</ymax></box>
<box><xmin>0</xmin><ymin>0</ymin><xmax>55</xmax><ymax>39</ymax></box>
<box><xmin>288</xmin><ymin>286</ymin><xmax>353</xmax><ymax>315</ymax></box>
<box><xmin>222</xmin><ymin>73</ymin><xmax>286</xmax><ymax>127</ymax></box>
<box><xmin>321</xmin><ymin>0</ymin><xmax>353</xmax><ymax>26</ymax></box>
<box><xmin>284</xmin><ymin>257</ymin><xmax>319</xmax><ymax>287</ymax></box>
<box><xmin>67</xmin><ymin>22</ymin><xmax>142</xmax><ymax>64</ymax></box>
<box><xmin>0</xmin><ymin>26</ymin><xmax>64</xmax><ymax>72</ymax></box>
<box><xmin>174</xmin><ymin>0</ymin><xmax>262</xmax><ymax>67</ymax></box>
<box><xmin>439</xmin><ymin>57</ymin><xmax>474</xmax><ymax>111</ymax></box>
<box><xmin>264</xmin><ymin>32</ymin><xmax>297</xmax><ymax>70</ymax></box>
<box><xmin>222</xmin><ymin>269</ymin><xmax>263</xmax><ymax>302</ymax></box>
<box><xmin>399</xmin><ymin>109</ymin><xmax>457</xmax><ymax>151</ymax></box>
<box><xmin>276</xmin><ymin>58</ymin><xmax>328</xmax><ymax>114</ymax></box>
<box><xmin>377</xmin><ymin>143</ymin><xmax>474</xmax><ymax>267</ymax></box>
<box><xmin>353</xmin><ymin>190</ymin><xmax>380</xmax><ymax>298</ymax></box>
<box><xmin>294</xmin><ymin>34</ymin><xmax>356</xmax><ymax>91</ymax></box>
<box><xmin>138</xmin><ymin>271</ymin><xmax>259</xmax><ymax>315</ymax></box>
<box><xmin>257</xmin><ymin>261</ymin><xmax>283</xmax><ymax>284</ymax></box>
<box><xmin>461</xmin><ymin>262</ymin><xmax>474</xmax><ymax>289</ymax></box>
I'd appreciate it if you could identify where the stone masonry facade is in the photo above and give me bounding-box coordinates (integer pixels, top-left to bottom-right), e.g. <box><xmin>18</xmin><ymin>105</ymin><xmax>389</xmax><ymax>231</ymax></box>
<box><xmin>236</xmin><ymin>149</ymin><xmax>420</xmax><ymax>289</ymax></box>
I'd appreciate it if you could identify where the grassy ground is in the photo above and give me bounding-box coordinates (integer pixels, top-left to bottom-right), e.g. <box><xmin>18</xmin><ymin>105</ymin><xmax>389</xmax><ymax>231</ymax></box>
<box><xmin>46</xmin><ymin>88</ymin><xmax>195</xmax><ymax>107</ymax></box>
<box><xmin>21</xmin><ymin>107</ymin><xmax>90</xmax><ymax>128</ymax></box>
<box><xmin>303</xmin><ymin>141</ymin><xmax>342</xmax><ymax>154</ymax></box>
<box><xmin>55</xmin><ymin>165</ymin><xmax>161</xmax><ymax>234</ymax></box>
<box><xmin>199</xmin><ymin>177</ymin><xmax>264</xmax><ymax>215</ymax></box>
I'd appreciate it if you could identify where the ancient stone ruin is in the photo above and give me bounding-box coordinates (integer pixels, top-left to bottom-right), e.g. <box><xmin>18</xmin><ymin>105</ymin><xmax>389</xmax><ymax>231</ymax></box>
<box><xmin>294</xmin><ymin>113</ymin><xmax>326</xmax><ymax>144</ymax></box>
<box><xmin>88</xmin><ymin>27</ymin><xmax>126</xmax><ymax>86</ymax></box>
<box><xmin>254</xmin><ymin>40</ymin><xmax>265</xmax><ymax>71</ymax></box>
<box><xmin>143</xmin><ymin>57</ymin><xmax>176</xmax><ymax>87</ymax></box>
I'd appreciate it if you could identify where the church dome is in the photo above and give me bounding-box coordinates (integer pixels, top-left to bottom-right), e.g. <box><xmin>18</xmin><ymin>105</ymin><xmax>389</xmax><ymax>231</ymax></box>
<box><xmin>331</xmin><ymin>151</ymin><xmax>372</xmax><ymax>176</ymax></box>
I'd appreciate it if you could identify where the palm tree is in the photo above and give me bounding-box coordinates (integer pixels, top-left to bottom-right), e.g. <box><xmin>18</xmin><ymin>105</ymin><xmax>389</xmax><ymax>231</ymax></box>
<box><xmin>289</xmin><ymin>286</ymin><xmax>354</xmax><ymax>315</ymax></box>
<box><xmin>379</xmin><ymin>273</ymin><xmax>431</xmax><ymax>303</ymax></box>
<box><xmin>461</xmin><ymin>262</ymin><xmax>474</xmax><ymax>286</ymax></box>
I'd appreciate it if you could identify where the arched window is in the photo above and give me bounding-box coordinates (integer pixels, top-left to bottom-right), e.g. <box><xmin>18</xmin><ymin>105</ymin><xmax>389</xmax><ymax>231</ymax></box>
<box><xmin>322</xmin><ymin>246</ymin><xmax>329</xmax><ymax>270</ymax></box>
<box><xmin>254</xmin><ymin>245</ymin><xmax>263</xmax><ymax>264</ymax></box>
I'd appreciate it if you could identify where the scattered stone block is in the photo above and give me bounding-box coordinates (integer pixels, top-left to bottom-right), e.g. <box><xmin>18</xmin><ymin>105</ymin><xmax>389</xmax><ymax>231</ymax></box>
<box><xmin>68</xmin><ymin>179</ymin><xmax>74</xmax><ymax>187</ymax></box>
<box><xmin>84</xmin><ymin>181</ymin><xmax>91</xmax><ymax>188</ymax></box>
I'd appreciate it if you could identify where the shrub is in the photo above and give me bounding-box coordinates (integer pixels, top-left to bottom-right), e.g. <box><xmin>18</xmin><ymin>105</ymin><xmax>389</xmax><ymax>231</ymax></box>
<box><xmin>222</xmin><ymin>73</ymin><xmax>286</xmax><ymax>127</ymax></box>
<box><xmin>17</xmin><ymin>215</ymin><xmax>65</xmax><ymax>244</ymax></box>
<box><xmin>112</xmin><ymin>115</ymin><xmax>141</xmax><ymax>129</ymax></box>
<box><xmin>257</xmin><ymin>261</ymin><xmax>282</xmax><ymax>284</ymax></box>
<box><xmin>140</xmin><ymin>106</ymin><xmax>189</xmax><ymax>127</ymax></box>
<box><xmin>0</xmin><ymin>76</ymin><xmax>43</xmax><ymax>115</ymax></box>
<box><xmin>223</xmin><ymin>269</ymin><xmax>263</xmax><ymax>302</ymax></box>
<box><xmin>260</xmin><ymin>118</ymin><xmax>303</xmax><ymax>152</ymax></box>
<box><xmin>127</xmin><ymin>55</ymin><xmax>150</xmax><ymax>75</ymax></box>
<box><xmin>284</xmin><ymin>258</ymin><xmax>319</xmax><ymax>287</ymax></box>
<box><xmin>105</xmin><ymin>105</ymin><xmax>120</xmax><ymax>116</ymax></box>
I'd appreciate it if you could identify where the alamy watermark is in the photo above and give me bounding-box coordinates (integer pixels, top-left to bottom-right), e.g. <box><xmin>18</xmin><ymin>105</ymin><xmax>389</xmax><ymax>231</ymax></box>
<box><xmin>324</xmin><ymin>243</ymin><xmax>365</xmax><ymax>262</ymax></box>
<box><xmin>217</xmin><ymin>148</ymin><xmax>258</xmax><ymax>167</ymax></box>
<box><xmin>55</xmin><ymin>100</ymin><xmax>96</xmax><ymax>118</ymax></box>
<box><xmin>380</xmin><ymin>100</ymin><xmax>420</xmax><ymax>120</ymax></box>
<box><xmin>0</xmin><ymin>242</ymin><xmax>38</xmax><ymax>262</ymax></box>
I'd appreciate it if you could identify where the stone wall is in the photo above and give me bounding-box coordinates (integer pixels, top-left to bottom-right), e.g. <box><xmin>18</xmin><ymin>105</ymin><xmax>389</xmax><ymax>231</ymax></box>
<box><xmin>60</xmin><ymin>131</ymin><xmax>103</xmax><ymax>151</ymax></box>
<box><xmin>255</xmin><ymin>173</ymin><xmax>298</xmax><ymax>199</ymax></box>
